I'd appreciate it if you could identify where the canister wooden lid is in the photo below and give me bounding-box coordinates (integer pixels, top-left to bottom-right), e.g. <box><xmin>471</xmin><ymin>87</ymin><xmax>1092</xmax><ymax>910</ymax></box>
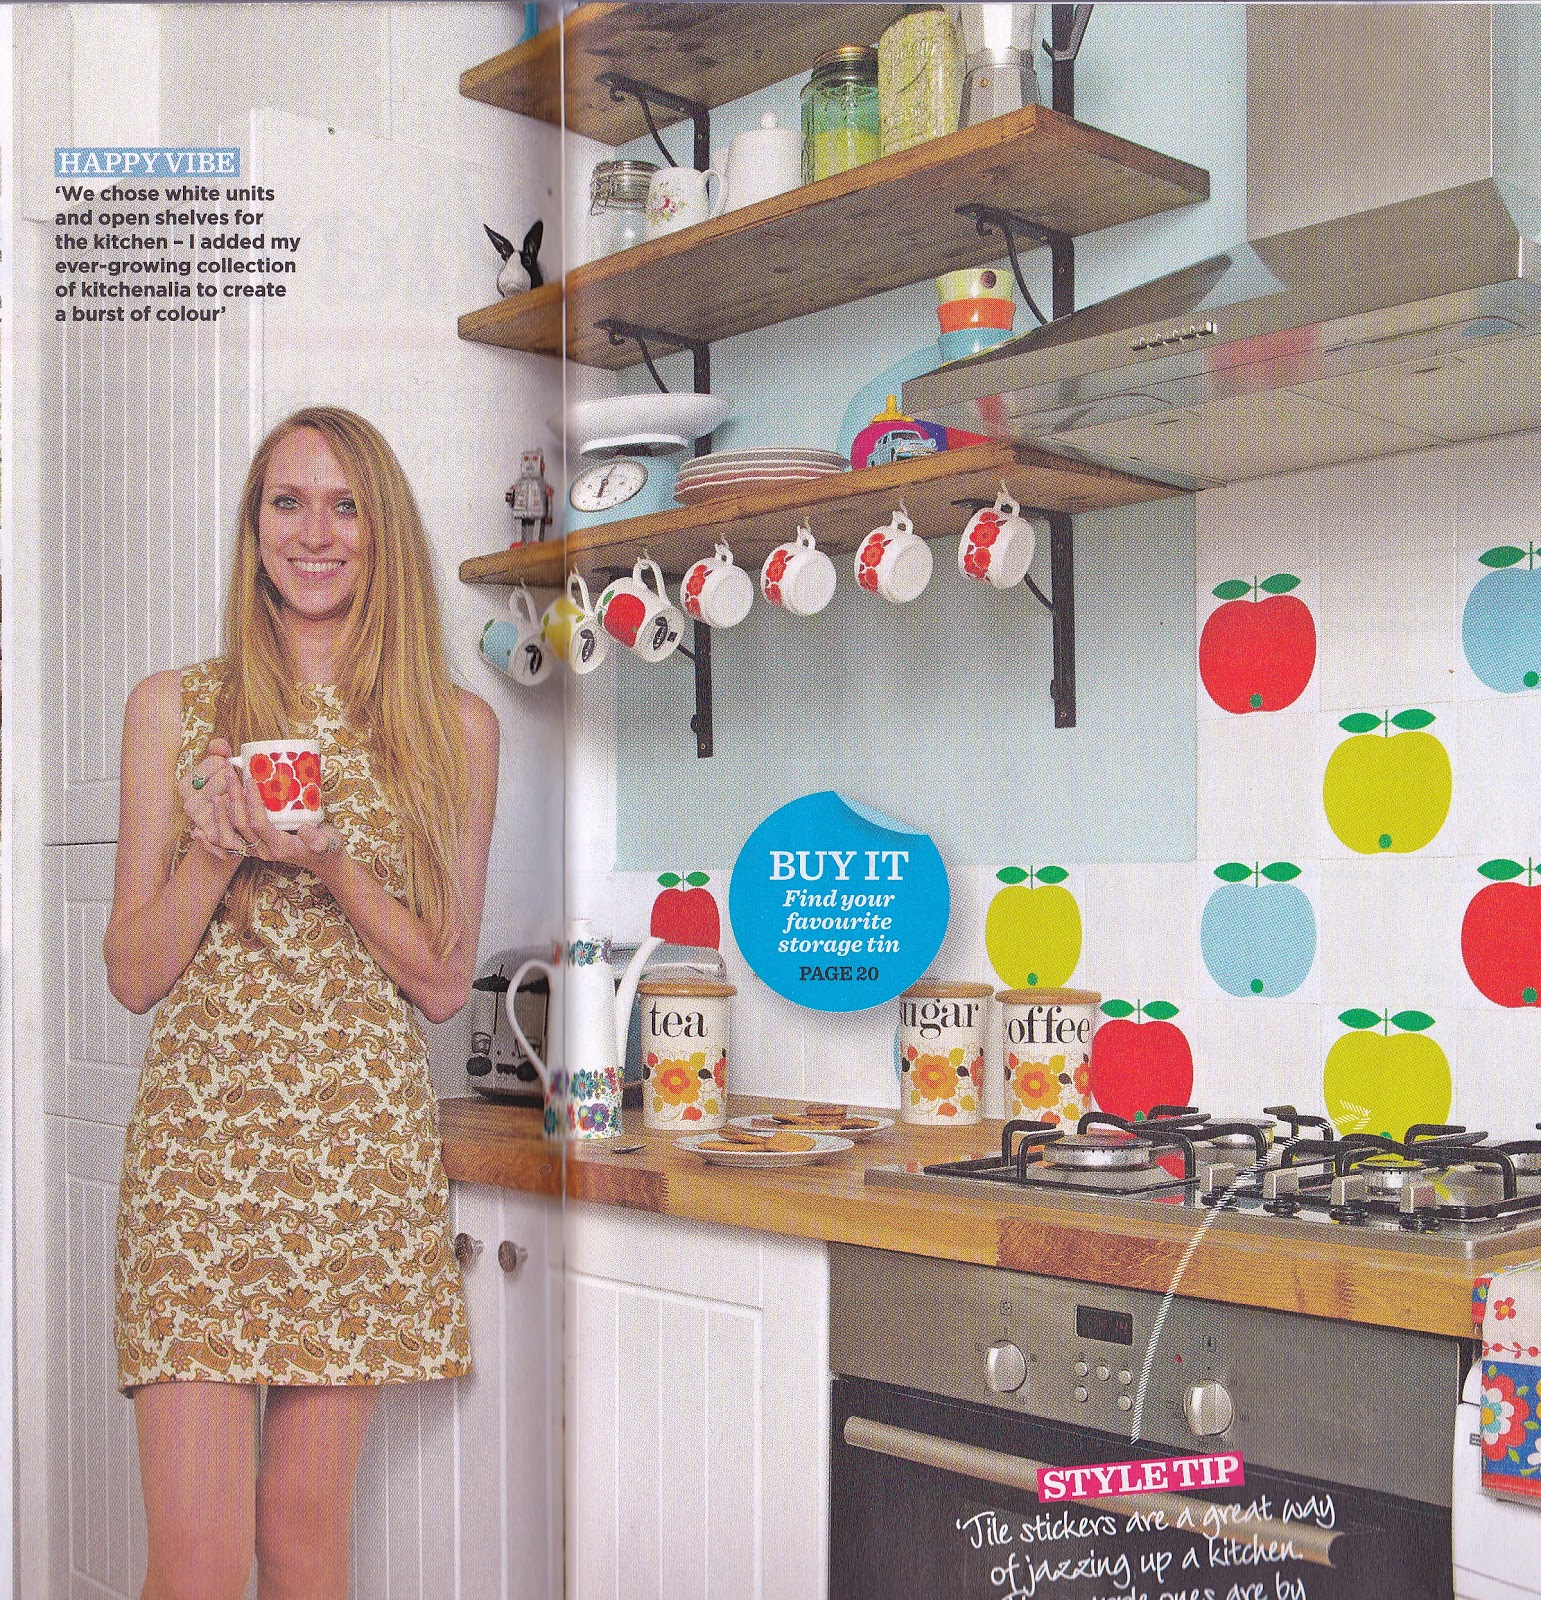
<box><xmin>901</xmin><ymin>980</ymin><xmax>995</xmax><ymax>999</ymax></box>
<box><xmin>637</xmin><ymin>978</ymin><xmax>737</xmax><ymax>998</ymax></box>
<box><xmin>995</xmin><ymin>988</ymin><xmax>1102</xmax><ymax>1006</ymax></box>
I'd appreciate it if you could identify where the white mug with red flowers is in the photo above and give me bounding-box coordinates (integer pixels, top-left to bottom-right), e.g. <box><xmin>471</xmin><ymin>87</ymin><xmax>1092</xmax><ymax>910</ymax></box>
<box><xmin>680</xmin><ymin>541</ymin><xmax>754</xmax><ymax>629</ymax></box>
<box><xmin>897</xmin><ymin>981</ymin><xmax>991</xmax><ymax>1125</ymax></box>
<box><xmin>638</xmin><ymin>978</ymin><xmax>735</xmax><ymax>1130</ymax></box>
<box><xmin>855</xmin><ymin>507</ymin><xmax>933</xmax><ymax>603</ymax></box>
<box><xmin>228</xmin><ymin>740</ymin><xmax>324</xmax><ymax>830</ymax></box>
<box><xmin>997</xmin><ymin>988</ymin><xmax>1102</xmax><ymax>1127</ymax></box>
<box><xmin>959</xmin><ymin>488</ymin><xmax>1040</xmax><ymax>590</ymax></box>
<box><xmin>761</xmin><ymin>523</ymin><xmax>837</xmax><ymax>617</ymax></box>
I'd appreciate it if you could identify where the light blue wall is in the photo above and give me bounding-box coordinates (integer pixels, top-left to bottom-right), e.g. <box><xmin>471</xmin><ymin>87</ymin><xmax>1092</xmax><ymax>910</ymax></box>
<box><xmin>603</xmin><ymin>3</ymin><xmax>1247</xmax><ymax>870</ymax></box>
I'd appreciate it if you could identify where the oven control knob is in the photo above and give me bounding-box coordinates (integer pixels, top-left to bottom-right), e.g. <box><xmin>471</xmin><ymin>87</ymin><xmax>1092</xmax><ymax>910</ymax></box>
<box><xmin>1183</xmin><ymin>1380</ymin><xmax>1234</xmax><ymax>1437</ymax></box>
<box><xmin>985</xmin><ymin>1341</ymin><xmax>1028</xmax><ymax>1394</ymax></box>
<box><xmin>1073</xmin><ymin>1360</ymin><xmax>1089</xmax><ymax>1377</ymax></box>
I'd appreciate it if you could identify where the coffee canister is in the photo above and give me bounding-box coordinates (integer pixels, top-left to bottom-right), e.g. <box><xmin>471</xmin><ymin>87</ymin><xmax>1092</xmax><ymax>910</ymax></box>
<box><xmin>637</xmin><ymin>977</ymin><xmax>736</xmax><ymax>1130</ymax></box>
<box><xmin>997</xmin><ymin>988</ymin><xmax>1102</xmax><ymax>1126</ymax></box>
<box><xmin>897</xmin><ymin>980</ymin><xmax>992</xmax><ymax>1124</ymax></box>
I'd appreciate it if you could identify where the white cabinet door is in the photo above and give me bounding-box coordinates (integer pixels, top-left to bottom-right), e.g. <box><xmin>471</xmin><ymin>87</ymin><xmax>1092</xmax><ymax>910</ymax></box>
<box><xmin>563</xmin><ymin>1206</ymin><xmax>829</xmax><ymax>1600</ymax></box>
<box><xmin>436</xmin><ymin>1182</ymin><xmax>562</xmax><ymax>1600</ymax></box>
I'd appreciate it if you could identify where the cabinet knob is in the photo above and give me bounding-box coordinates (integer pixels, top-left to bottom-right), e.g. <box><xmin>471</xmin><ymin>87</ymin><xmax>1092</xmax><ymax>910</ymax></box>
<box><xmin>453</xmin><ymin>1232</ymin><xmax>483</xmax><ymax>1269</ymax></box>
<box><xmin>498</xmin><ymin>1240</ymin><xmax>529</xmax><ymax>1278</ymax></box>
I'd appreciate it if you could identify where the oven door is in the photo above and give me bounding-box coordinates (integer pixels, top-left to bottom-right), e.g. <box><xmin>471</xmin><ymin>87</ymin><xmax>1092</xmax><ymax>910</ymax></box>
<box><xmin>830</xmin><ymin>1376</ymin><xmax>1453</xmax><ymax>1600</ymax></box>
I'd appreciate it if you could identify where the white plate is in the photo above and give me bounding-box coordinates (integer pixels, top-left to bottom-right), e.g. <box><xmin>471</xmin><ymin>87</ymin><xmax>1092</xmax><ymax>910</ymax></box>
<box><xmin>676</xmin><ymin>462</ymin><xmax>845</xmax><ymax>484</ymax></box>
<box><xmin>730</xmin><ymin>1113</ymin><xmax>893</xmax><ymax>1143</ymax></box>
<box><xmin>678</xmin><ymin>1131</ymin><xmax>854</xmax><ymax>1168</ymax></box>
<box><xmin>556</xmin><ymin>394</ymin><xmax>731</xmax><ymax>456</ymax></box>
<box><xmin>675</xmin><ymin>470</ymin><xmax>846</xmax><ymax>504</ymax></box>
<box><xmin>682</xmin><ymin>447</ymin><xmax>847</xmax><ymax>469</ymax></box>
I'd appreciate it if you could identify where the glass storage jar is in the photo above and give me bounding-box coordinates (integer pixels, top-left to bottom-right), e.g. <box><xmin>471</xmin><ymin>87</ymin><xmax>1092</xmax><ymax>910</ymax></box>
<box><xmin>801</xmin><ymin>45</ymin><xmax>880</xmax><ymax>183</ymax></box>
<box><xmin>878</xmin><ymin>7</ymin><xmax>962</xmax><ymax>155</ymax></box>
<box><xmin>586</xmin><ymin>159</ymin><xmax>658</xmax><ymax>259</ymax></box>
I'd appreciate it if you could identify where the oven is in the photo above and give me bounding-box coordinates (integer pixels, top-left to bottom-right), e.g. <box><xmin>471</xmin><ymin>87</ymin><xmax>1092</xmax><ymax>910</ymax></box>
<box><xmin>829</xmin><ymin>1245</ymin><xmax>1464</xmax><ymax>1600</ymax></box>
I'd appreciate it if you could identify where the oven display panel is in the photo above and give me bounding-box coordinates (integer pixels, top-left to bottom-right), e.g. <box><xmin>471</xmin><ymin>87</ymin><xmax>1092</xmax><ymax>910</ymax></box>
<box><xmin>1075</xmin><ymin>1305</ymin><xmax>1133</xmax><ymax>1346</ymax></box>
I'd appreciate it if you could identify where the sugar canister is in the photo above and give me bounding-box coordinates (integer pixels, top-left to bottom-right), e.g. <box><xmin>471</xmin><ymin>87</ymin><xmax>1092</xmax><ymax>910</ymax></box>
<box><xmin>801</xmin><ymin>46</ymin><xmax>881</xmax><ymax>183</ymax></box>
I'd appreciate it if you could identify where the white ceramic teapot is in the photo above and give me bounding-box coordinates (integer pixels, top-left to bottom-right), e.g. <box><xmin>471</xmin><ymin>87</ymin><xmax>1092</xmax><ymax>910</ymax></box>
<box><xmin>720</xmin><ymin>113</ymin><xmax>801</xmax><ymax>212</ymax></box>
<box><xmin>506</xmin><ymin>919</ymin><xmax>662</xmax><ymax>1139</ymax></box>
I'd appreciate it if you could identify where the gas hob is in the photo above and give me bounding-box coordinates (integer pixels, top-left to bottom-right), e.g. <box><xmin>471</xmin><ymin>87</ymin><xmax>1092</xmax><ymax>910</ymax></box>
<box><xmin>864</xmin><ymin>1105</ymin><xmax>1541</xmax><ymax>1258</ymax></box>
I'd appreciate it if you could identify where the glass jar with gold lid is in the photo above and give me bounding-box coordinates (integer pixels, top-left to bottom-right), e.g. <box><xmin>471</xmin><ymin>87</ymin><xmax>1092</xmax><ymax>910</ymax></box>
<box><xmin>801</xmin><ymin>45</ymin><xmax>881</xmax><ymax>184</ymax></box>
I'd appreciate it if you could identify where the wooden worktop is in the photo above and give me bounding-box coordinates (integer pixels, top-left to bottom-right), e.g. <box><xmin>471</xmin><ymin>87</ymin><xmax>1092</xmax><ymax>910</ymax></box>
<box><xmin>439</xmin><ymin>1095</ymin><xmax>1522</xmax><ymax>1339</ymax></box>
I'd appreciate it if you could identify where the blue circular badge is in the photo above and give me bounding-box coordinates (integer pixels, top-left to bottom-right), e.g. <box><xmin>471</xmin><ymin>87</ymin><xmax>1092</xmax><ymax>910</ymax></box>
<box><xmin>728</xmin><ymin>791</ymin><xmax>949</xmax><ymax>1012</ymax></box>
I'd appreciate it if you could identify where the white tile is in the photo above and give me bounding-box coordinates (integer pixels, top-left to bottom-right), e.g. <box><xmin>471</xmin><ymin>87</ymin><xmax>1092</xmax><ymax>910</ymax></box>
<box><xmin>1449</xmin><ymin>1005</ymin><xmax>1541</xmax><ymax>1134</ymax></box>
<box><xmin>1448</xmin><ymin>697</ymin><xmax>1541</xmax><ymax>851</ymax></box>
<box><xmin>1194</xmin><ymin>473</ymin><xmax>1320</xmax><ymax>592</ymax></box>
<box><xmin>1318</xmin><ymin>855</ymin><xmax>1465</xmax><ymax>1014</ymax></box>
<box><xmin>1196</xmin><ymin>708</ymin><xmax>1322</xmax><ymax>859</ymax></box>
<box><xmin>1077</xmin><ymin>863</ymin><xmax>1198</xmax><ymax>1004</ymax></box>
<box><xmin>1317</xmin><ymin>546</ymin><xmax>1459</xmax><ymax>713</ymax></box>
<box><xmin>1184</xmin><ymin>998</ymin><xmax>1323</xmax><ymax>1114</ymax></box>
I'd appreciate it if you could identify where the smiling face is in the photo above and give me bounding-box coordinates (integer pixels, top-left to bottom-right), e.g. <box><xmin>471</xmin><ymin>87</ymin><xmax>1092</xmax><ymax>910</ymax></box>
<box><xmin>256</xmin><ymin>426</ymin><xmax>366</xmax><ymax>627</ymax></box>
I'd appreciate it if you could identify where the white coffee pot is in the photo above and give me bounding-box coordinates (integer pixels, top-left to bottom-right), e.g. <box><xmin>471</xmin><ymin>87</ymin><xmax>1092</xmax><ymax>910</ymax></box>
<box><xmin>506</xmin><ymin>919</ymin><xmax>662</xmax><ymax>1139</ymax></box>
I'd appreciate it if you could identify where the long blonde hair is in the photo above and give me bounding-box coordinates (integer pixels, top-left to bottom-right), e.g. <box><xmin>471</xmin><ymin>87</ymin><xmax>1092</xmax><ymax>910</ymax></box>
<box><xmin>210</xmin><ymin>406</ymin><xmax>469</xmax><ymax>957</ymax></box>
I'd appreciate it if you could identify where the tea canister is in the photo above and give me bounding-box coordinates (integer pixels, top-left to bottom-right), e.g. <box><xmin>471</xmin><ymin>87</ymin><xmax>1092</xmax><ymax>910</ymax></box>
<box><xmin>587</xmin><ymin>159</ymin><xmax>658</xmax><ymax>260</ymax></box>
<box><xmin>801</xmin><ymin>45</ymin><xmax>881</xmax><ymax>183</ymax></box>
<box><xmin>997</xmin><ymin>987</ymin><xmax>1102</xmax><ymax>1127</ymax></box>
<box><xmin>897</xmin><ymin>980</ymin><xmax>992</xmax><ymax>1125</ymax></box>
<box><xmin>637</xmin><ymin>977</ymin><xmax>736</xmax><ymax>1131</ymax></box>
<box><xmin>877</xmin><ymin>6</ymin><xmax>962</xmax><ymax>156</ymax></box>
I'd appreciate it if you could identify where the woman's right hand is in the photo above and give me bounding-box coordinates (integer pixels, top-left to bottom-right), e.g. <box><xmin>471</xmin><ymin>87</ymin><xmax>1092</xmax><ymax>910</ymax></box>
<box><xmin>181</xmin><ymin>738</ymin><xmax>246</xmax><ymax>861</ymax></box>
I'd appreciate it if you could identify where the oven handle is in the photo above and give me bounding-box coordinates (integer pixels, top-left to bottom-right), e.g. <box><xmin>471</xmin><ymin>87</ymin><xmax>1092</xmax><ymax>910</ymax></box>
<box><xmin>842</xmin><ymin>1415</ymin><xmax>1343</xmax><ymax>1570</ymax></box>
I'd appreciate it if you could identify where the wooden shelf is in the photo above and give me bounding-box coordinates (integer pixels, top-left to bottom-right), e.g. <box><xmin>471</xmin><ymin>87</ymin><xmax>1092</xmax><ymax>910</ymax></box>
<box><xmin>461</xmin><ymin>4</ymin><xmax>910</xmax><ymax>142</ymax></box>
<box><xmin>456</xmin><ymin>279</ymin><xmax>563</xmax><ymax>357</ymax></box>
<box><xmin>461</xmin><ymin>105</ymin><xmax>1209</xmax><ymax>370</ymax></box>
<box><xmin>458</xmin><ymin>441</ymin><xmax>1178</xmax><ymax>589</ymax></box>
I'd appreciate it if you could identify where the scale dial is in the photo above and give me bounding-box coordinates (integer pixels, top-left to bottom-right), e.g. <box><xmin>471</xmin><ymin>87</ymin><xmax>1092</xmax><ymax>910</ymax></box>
<box><xmin>569</xmin><ymin>458</ymin><xmax>649</xmax><ymax>514</ymax></box>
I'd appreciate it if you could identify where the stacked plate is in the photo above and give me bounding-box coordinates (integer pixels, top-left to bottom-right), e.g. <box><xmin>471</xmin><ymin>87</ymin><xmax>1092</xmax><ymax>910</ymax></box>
<box><xmin>674</xmin><ymin>447</ymin><xmax>848</xmax><ymax>505</ymax></box>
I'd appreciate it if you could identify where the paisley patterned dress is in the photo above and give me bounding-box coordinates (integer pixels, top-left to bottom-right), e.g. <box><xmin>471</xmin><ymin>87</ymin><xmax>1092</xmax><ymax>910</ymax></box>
<box><xmin>113</xmin><ymin>660</ymin><xmax>470</xmax><ymax>1391</ymax></box>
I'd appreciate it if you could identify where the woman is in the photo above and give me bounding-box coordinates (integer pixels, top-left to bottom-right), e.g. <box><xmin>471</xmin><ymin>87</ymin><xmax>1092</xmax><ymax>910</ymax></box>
<box><xmin>103</xmin><ymin>406</ymin><xmax>499</xmax><ymax>1600</ymax></box>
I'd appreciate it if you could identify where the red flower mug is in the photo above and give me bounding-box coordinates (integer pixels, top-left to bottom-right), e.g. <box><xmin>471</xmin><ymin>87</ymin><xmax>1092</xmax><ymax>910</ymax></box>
<box><xmin>959</xmin><ymin>488</ymin><xmax>1039</xmax><ymax>591</ymax></box>
<box><xmin>228</xmin><ymin>740</ymin><xmax>324</xmax><ymax>830</ymax></box>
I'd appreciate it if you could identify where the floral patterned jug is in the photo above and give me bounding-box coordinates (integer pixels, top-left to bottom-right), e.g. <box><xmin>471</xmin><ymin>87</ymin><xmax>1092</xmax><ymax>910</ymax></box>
<box><xmin>506</xmin><ymin>920</ymin><xmax>662</xmax><ymax>1139</ymax></box>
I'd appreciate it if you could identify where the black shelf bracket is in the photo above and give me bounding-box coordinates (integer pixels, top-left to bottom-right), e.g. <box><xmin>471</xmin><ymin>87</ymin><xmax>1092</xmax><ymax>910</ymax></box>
<box><xmin>953</xmin><ymin>495</ymin><xmax>1077</xmax><ymax>728</ymax></box>
<box><xmin>1045</xmin><ymin>5</ymin><xmax>1094</xmax><ymax>115</ymax></box>
<box><xmin>688</xmin><ymin>620</ymin><xmax>714</xmax><ymax>758</ymax></box>
<box><xmin>595</xmin><ymin>319</ymin><xmax>711</xmax><ymax>398</ymax></box>
<box><xmin>594</xmin><ymin>73</ymin><xmax>710</xmax><ymax>172</ymax></box>
<box><xmin>955</xmin><ymin>203</ymin><xmax>1075</xmax><ymax>325</ymax></box>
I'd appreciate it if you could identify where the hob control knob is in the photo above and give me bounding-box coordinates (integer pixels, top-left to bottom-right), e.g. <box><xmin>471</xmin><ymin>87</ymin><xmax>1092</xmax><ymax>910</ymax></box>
<box><xmin>1074</xmin><ymin>1360</ymin><xmax>1089</xmax><ymax>1377</ymax></box>
<box><xmin>1184</xmin><ymin>1380</ymin><xmax>1234</xmax><ymax>1437</ymax></box>
<box><xmin>986</xmin><ymin>1340</ymin><xmax>1028</xmax><ymax>1394</ymax></box>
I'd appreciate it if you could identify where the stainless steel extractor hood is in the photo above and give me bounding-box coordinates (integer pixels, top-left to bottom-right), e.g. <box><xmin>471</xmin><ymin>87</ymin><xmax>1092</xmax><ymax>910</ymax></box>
<box><xmin>906</xmin><ymin>5</ymin><xmax>1541</xmax><ymax>489</ymax></box>
<box><xmin>905</xmin><ymin>179</ymin><xmax>1541</xmax><ymax>489</ymax></box>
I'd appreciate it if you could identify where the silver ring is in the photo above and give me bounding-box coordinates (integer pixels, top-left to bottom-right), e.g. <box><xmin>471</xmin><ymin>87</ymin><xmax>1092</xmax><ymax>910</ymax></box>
<box><xmin>328</xmin><ymin>836</ymin><xmax>343</xmax><ymax>853</ymax></box>
<box><xmin>191</xmin><ymin>774</ymin><xmax>208</xmax><ymax>791</ymax></box>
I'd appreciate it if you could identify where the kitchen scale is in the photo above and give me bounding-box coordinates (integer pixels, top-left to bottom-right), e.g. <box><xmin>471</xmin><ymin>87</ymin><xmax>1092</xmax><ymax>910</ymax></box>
<box><xmin>556</xmin><ymin>393</ymin><xmax>732</xmax><ymax>537</ymax></box>
<box><xmin>566</xmin><ymin>442</ymin><xmax>684</xmax><ymax>531</ymax></box>
<box><xmin>558</xmin><ymin>392</ymin><xmax>732</xmax><ymax>533</ymax></box>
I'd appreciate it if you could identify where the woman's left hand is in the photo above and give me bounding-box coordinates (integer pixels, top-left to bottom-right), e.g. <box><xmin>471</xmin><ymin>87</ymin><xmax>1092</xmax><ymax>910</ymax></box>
<box><xmin>225</xmin><ymin>767</ymin><xmax>347</xmax><ymax>867</ymax></box>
